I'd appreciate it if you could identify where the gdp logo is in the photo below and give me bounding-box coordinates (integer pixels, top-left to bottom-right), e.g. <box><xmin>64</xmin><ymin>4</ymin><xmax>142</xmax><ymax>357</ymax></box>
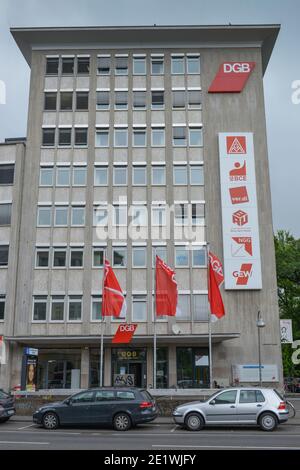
<box><xmin>233</xmin><ymin>263</ymin><xmax>253</xmax><ymax>286</ymax></box>
<box><xmin>208</xmin><ymin>62</ymin><xmax>256</xmax><ymax>93</ymax></box>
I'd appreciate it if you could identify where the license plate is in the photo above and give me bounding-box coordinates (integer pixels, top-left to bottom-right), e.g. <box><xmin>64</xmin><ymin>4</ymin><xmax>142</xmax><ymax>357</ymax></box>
<box><xmin>7</xmin><ymin>410</ymin><xmax>15</xmax><ymax>415</ymax></box>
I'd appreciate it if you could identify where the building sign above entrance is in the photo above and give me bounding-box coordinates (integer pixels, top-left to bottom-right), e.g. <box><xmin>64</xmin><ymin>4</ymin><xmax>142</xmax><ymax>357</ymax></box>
<box><xmin>112</xmin><ymin>323</ymin><xmax>137</xmax><ymax>344</ymax></box>
<box><xmin>208</xmin><ymin>62</ymin><xmax>256</xmax><ymax>93</ymax></box>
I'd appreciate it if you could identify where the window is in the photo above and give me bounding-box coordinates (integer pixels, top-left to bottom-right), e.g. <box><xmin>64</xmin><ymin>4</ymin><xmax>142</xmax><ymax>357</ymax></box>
<box><xmin>132</xmin><ymin>295</ymin><xmax>147</xmax><ymax>321</ymax></box>
<box><xmin>189</xmin><ymin>127</ymin><xmax>203</xmax><ymax>147</ymax></box>
<box><xmin>60</xmin><ymin>92</ymin><xmax>73</xmax><ymax>111</ymax></box>
<box><xmin>175</xmin><ymin>247</ymin><xmax>189</xmax><ymax>267</ymax></box>
<box><xmin>54</xmin><ymin>206</ymin><xmax>68</xmax><ymax>226</ymax></box>
<box><xmin>113</xmin><ymin>166</ymin><xmax>127</xmax><ymax>186</ymax></box>
<box><xmin>187</xmin><ymin>56</ymin><xmax>200</xmax><ymax>74</ymax></box>
<box><xmin>152</xmin><ymin>206</ymin><xmax>166</xmax><ymax>226</ymax></box>
<box><xmin>93</xmin><ymin>206</ymin><xmax>108</xmax><ymax>226</ymax></box>
<box><xmin>132</xmin><ymin>247</ymin><xmax>147</xmax><ymax>267</ymax></box>
<box><xmin>114</xmin><ymin>128</ymin><xmax>128</xmax><ymax>147</ymax></box>
<box><xmin>68</xmin><ymin>296</ymin><xmax>82</xmax><ymax>321</ymax></box>
<box><xmin>151</xmin><ymin>91</ymin><xmax>164</xmax><ymax>109</ymax></box>
<box><xmin>151</xmin><ymin>57</ymin><xmax>164</xmax><ymax>75</ymax></box>
<box><xmin>115</xmin><ymin>91</ymin><xmax>128</xmax><ymax>110</ymax></box>
<box><xmin>175</xmin><ymin>203</ymin><xmax>188</xmax><ymax>226</ymax></box>
<box><xmin>0</xmin><ymin>164</ymin><xmax>14</xmax><ymax>185</ymax></box>
<box><xmin>192</xmin><ymin>203</ymin><xmax>205</xmax><ymax>225</ymax></box>
<box><xmin>188</xmin><ymin>90</ymin><xmax>202</xmax><ymax>109</ymax></box>
<box><xmin>44</xmin><ymin>92</ymin><xmax>57</xmax><ymax>111</ymax></box>
<box><xmin>0</xmin><ymin>246</ymin><xmax>9</xmax><ymax>266</ymax></box>
<box><xmin>56</xmin><ymin>167</ymin><xmax>70</xmax><ymax>186</ymax></box>
<box><xmin>192</xmin><ymin>248</ymin><xmax>206</xmax><ymax>267</ymax></box>
<box><xmin>172</xmin><ymin>90</ymin><xmax>185</xmax><ymax>109</ymax></box>
<box><xmin>152</xmin><ymin>166</ymin><xmax>165</xmax><ymax>185</ymax></box>
<box><xmin>95</xmin><ymin>390</ymin><xmax>114</xmax><ymax>400</ymax></box>
<box><xmin>93</xmin><ymin>248</ymin><xmax>104</xmax><ymax>267</ymax></box>
<box><xmin>33</xmin><ymin>296</ymin><xmax>47</xmax><ymax>321</ymax></box>
<box><xmin>51</xmin><ymin>296</ymin><xmax>65</xmax><ymax>321</ymax></box>
<box><xmin>0</xmin><ymin>295</ymin><xmax>5</xmax><ymax>321</ymax></box>
<box><xmin>75</xmin><ymin>128</ymin><xmax>88</xmax><ymax>146</ymax></box>
<box><xmin>71</xmin><ymin>206</ymin><xmax>85</xmax><ymax>226</ymax></box>
<box><xmin>213</xmin><ymin>391</ymin><xmax>237</xmax><ymax>405</ymax></box>
<box><xmin>37</xmin><ymin>207</ymin><xmax>51</xmax><ymax>226</ymax></box>
<box><xmin>40</xmin><ymin>167</ymin><xmax>53</xmax><ymax>186</ymax></box>
<box><xmin>151</xmin><ymin>128</ymin><xmax>165</xmax><ymax>146</ymax></box>
<box><xmin>96</xmin><ymin>91</ymin><xmax>109</xmax><ymax>110</ymax></box>
<box><xmin>58</xmin><ymin>128</ymin><xmax>72</xmax><ymax>146</ymax></box>
<box><xmin>53</xmin><ymin>249</ymin><xmax>66</xmax><ymax>267</ymax></box>
<box><xmin>193</xmin><ymin>294</ymin><xmax>209</xmax><ymax>321</ymax></box>
<box><xmin>133</xmin><ymin>166</ymin><xmax>146</xmax><ymax>185</ymax></box>
<box><xmin>239</xmin><ymin>390</ymin><xmax>264</xmax><ymax>404</ymax></box>
<box><xmin>77</xmin><ymin>57</ymin><xmax>90</xmax><ymax>74</ymax></box>
<box><xmin>73</xmin><ymin>167</ymin><xmax>86</xmax><ymax>186</ymax></box>
<box><xmin>133</xmin><ymin>91</ymin><xmax>146</xmax><ymax>109</ymax></box>
<box><xmin>70</xmin><ymin>250</ymin><xmax>83</xmax><ymax>267</ymax></box>
<box><xmin>177</xmin><ymin>294</ymin><xmax>190</xmax><ymax>319</ymax></box>
<box><xmin>46</xmin><ymin>57</ymin><xmax>59</xmax><ymax>75</ymax></box>
<box><xmin>113</xmin><ymin>205</ymin><xmax>127</xmax><ymax>226</ymax></box>
<box><xmin>72</xmin><ymin>390</ymin><xmax>94</xmax><ymax>402</ymax></box>
<box><xmin>62</xmin><ymin>57</ymin><xmax>74</xmax><ymax>75</ymax></box>
<box><xmin>76</xmin><ymin>92</ymin><xmax>89</xmax><ymax>110</ymax></box>
<box><xmin>97</xmin><ymin>56</ymin><xmax>110</xmax><ymax>75</ymax></box>
<box><xmin>113</xmin><ymin>247</ymin><xmax>127</xmax><ymax>267</ymax></box>
<box><xmin>190</xmin><ymin>165</ymin><xmax>204</xmax><ymax>185</ymax></box>
<box><xmin>42</xmin><ymin>128</ymin><xmax>55</xmax><ymax>146</ymax></box>
<box><xmin>172</xmin><ymin>56</ymin><xmax>185</xmax><ymax>74</ymax></box>
<box><xmin>115</xmin><ymin>57</ymin><xmax>128</xmax><ymax>75</ymax></box>
<box><xmin>91</xmin><ymin>296</ymin><xmax>102</xmax><ymax>321</ymax></box>
<box><xmin>133</xmin><ymin>57</ymin><xmax>146</xmax><ymax>75</ymax></box>
<box><xmin>0</xmin><ymin>204</ymin><xmax>11</xmax><ymax>225</ymax></box>
<box><xmin>116</xmin><ymin>391</ymin><xmax>135</xmax><ymax>400</ymax></box>
<box><xmin>36</xmin><ymin>249</ymin><xmax>49</xmax><ymax>268</ymax></box>
<box><xmin>177</xmin><ymin>347</ymin><xmax>209</xmax><ymax>388</ymax></box>
<box><xmin>95</xmin><ymin>129</ymin><xmax>109</xmax><ymax>147</ymax></box>
<box><xmin>131</xmin><ymin>205</ymin><xmax>147</xmax><ymax>226</ymax></box>
<box><xmin>173</xmin><ymin>127</ymin><xmax>186</xmax><ymax>146</ymax></box>
<box><xmin>94</xmin><ymin>166</ymin><xmax>108</xmax><ymax>186</ymax></box>
<box><xmin>133</xmin><ymin>129</ymin><xmax>146</xmax><ymax>147</ymax></box>
<box><xmin>174</xmin><ymin>166</ymin><xmax>187</xmax><ymax>185</ymax></box>
<box><xmin>152</xmin><ymin>246</ymin><xmax>167</xmax><ymax>266</ymax></box>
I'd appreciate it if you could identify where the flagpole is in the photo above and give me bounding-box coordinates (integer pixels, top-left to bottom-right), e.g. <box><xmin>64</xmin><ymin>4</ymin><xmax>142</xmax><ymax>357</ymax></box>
<box><xmin>207</xmin><ymin>243</ymin><xmax>213</xmax><ymax>389</ymax></box>
<box><xmin>99</xmin><ymin>249</ymin><xmax>106</xmax><ymax>387</ymax></box>
<box><xmin>153</xmin><ymin>257</ymin><xmax>157</xmax><ymax>390</ymax></box>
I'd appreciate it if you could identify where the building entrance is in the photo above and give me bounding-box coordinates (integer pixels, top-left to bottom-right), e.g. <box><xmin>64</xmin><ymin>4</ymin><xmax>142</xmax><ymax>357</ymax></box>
<box><xmin>111</xmin><ymin>348</ymin><xmax>147</xmax><ymax>388</ymax></box>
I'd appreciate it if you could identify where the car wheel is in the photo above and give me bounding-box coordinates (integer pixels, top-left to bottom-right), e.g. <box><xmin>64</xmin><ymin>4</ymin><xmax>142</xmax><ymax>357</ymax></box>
<box><xmin>0</xmin><ymin>417</ymin><xmax>9</xmax><ymax>423</ymax></box>
<box><xmin>113</xmin><ymin>413</ymin><xmax>131</xmax><ymax>431</ymax></box>
<box><xmin>185</xmin><ymin>413</ymin><xmax>204</xmax><ymax>431</ymax></box>
<box><xmin>42</xmin><ymin>412</ymin><xmax>59</xmax><ymax>430</ymax></box>
<box><xmin>259</xmin><ymin>412</ymin><xmax>278</xmax><ymax>432</ymax></box>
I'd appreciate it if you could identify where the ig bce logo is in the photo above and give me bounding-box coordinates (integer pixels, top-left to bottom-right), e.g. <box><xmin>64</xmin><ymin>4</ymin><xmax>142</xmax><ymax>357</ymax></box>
<box><xmin>0</xmin><ymin>80</ymin><xmax>6</xmax><ymax>104</ymax></box>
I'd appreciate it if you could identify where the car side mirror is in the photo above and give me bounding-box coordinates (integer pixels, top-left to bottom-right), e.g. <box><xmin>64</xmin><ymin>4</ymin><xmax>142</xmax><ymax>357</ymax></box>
<box><xmin>65</xmin><ymin>398</ymin><xmax>72</xmax><ymax>405</ymax></box>
<box><xmin>210</xmin><ymin>400</ymin><xmax>216</xmax><ymax>405</ymax></box>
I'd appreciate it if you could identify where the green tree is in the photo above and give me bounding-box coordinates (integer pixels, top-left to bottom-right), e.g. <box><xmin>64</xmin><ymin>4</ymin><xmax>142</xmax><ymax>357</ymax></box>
<box><xmin>274</xmin><ymin>230</ymin><xmax>300</xmax><ymax>377</ymax></box>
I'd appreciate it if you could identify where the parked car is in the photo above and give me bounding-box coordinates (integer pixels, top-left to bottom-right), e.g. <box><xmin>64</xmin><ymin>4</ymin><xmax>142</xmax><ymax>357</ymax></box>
<box><xmin>0</xmin><ymin>389</ymin><xmax>16</xmax><ymax>423</ymax></box>
<box><xmin>33</xmin><ymin>387</ymin><xmax>157</xmax><ymax>431</ymax></box>
<box><xmin>172</xmin><ymin>388</ymin><xmax>289</xmax><ymax>432</ymax></box>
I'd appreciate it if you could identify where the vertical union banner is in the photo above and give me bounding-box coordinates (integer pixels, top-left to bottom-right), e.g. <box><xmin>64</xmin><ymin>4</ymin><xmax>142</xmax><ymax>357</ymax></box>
<box><xmin>218</xmin><ymin>132</ymin><xmax>262</xmax><ymax>290</ymax></box>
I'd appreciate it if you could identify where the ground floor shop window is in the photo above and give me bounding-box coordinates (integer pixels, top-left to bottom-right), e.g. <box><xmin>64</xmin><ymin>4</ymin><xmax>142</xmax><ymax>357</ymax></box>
<box><xmin>111</xmin><ymin>347</ymin><xmax>147</xmax><ymax>388</ymax></box>
<box><xmin>156</xmin><ymin>347</ymin><xmax>168</xmax><ymax>388</ymax></box>
<box><xmin>176</xmin><ymin>347</ymin><xmax>209</xmax><ymax>388</ymax></box>
<box><xmin>37</xmin><ymin>349</ymin><xmax>81</xmax><ymax>389</ymax></box>
<box><xmin>89</xmin><ymin>349</ymin><xmax>105</xmax><ymax>388</ymax></box>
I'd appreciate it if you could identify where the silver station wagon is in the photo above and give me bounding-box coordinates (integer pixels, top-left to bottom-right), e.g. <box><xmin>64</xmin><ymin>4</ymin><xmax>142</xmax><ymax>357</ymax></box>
<box><xmin>173</xmin><ymin>388</ymin><xmax>289</xmax><ymax>432</ymax></box>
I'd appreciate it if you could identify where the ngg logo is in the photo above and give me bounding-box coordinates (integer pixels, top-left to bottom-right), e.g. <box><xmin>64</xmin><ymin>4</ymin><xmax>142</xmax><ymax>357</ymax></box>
<box><xmin>223</xmin><ymin>63</ymin><xmax>251</xmax><ymax>73</ymax></box>
<box><xmin>233</xmin><ymin>263</ymin><xmax>253</xmax><ymax>285</ymax></box>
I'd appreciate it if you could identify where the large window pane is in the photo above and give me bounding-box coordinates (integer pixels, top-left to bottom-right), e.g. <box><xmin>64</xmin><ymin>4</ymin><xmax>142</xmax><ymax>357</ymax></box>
<box><xmin>37</xmin><ymin>207</ymin><xmax>51</xmax><ymax>226</ymax></box>
<box><xmin>188</xmin><ymin>90</ymin><xmax>202</xmax><ymax>109</ymax></box>
<box><xmin>132</xmin><ymin>247</ymin><xmax>146</xmax><ymax>267</ymax></box>
<box><xmin>60</xmin><ymin>92</ymin><xmax>73</xmax><ymax>111</ymax></box>
<box><xmin>0</xmin><ymin>164</ymin><xmax>14</xmax><ymax>185</ymax></box>
<box><xmin>76</xmin><ymin>92</ymin><xmax>89</xmax><ymax>110</ymax></box>
<box><xmin>151</xmin><ymin>91</ymin><xmax>164</xmax><ymax>109</ymax></box>
<box><xmin>96</xmin><ymin>91</ymin><xmax>109</xmax><ymax>110</ymax></box>
<box><xmin>33</xmin><ymin>297</ymin><xmax>47</xmax><ymax>321</ymax></box>
<box><xmin>56</xmin><ymin>167</ymin><xmax>70</xmax><ymax>186</ymax></box>
<box><xmin>133</xmin><ymin>91</ymin><xmax>146</xmax><ymax>109</ymax></box>
<box><xmin>92</xmin><ymin>297</ymin><xmax>102</xmax><ymax>321</ymax></box>
<box><xmin>71</xmin><ymin>207</ymin><xmax>85</xmax><ymax>225</ymax></box>
<box><xmin>36</xmin><ymin>250</ymin><xmax>49</xmax><ymax>268</ymax></box>
<box><xmin>93</xmin><ymin>249</ymin><xmax>104</xmax><ymax>267</ymax></box>
<box><xmin>132</xmin><ymin>295</ymin><xmax>147</xmax><ymax>321</ymax></box>
<box><xmin>113</xmin><ymin>248</ymin><xmax>127</xmax><ymax>267</ymax></box>
<box><xmin>46</xmin><ymin>57</ymin><xmax>59</xmax><ymax>75</ymax></box>
<box><xmin>193</xmin><ymin>294</ymin><xmax>209</xmax><ymax>321</ymax></box>
<box><xmin>94</xmin><ymin>167</ymin><xmax>108</xmax><ymax>185</ymax></box>
<box><xmin>187</xmin><ymin>56</ymin><xmax>200</xmax><ymax>74</ymax></box>
<box><xmin>190</xmin><ymin>165</ymin><xmax>204</xmax><ymax>185</ymax></box>
<box><xmin>115</xmin><ymin>57</ymin><xmax>128</xmax><ymax>75</ymax></box>
<box><xmin>51</xmin><ymin>297</ymin><xmax>65</xmax><ymax>321</ymax></box>
<box><xmin>58</xmin><ymin>128</ymin><xmax>71</xmax><ymax>146</ymax></box>
<box><xmin>44</xmin><ymin>92</ymin><xmax>57</xmax><ymax>111</ymax></box>
<box><xmin>173</xmin><ymin>127</ymin><xmax>186</xmax><ymax>146</ymax></box>
<box><xmin>192</xmin><ymin>248</ymin><xmax>206</xmax><ymax>267</ymax></box>
<box><xmin>75</xmin><ymin>128</ymin><xmax>88</xmax><ymax>146</ymax></box>
<box><xmin>133</xmin><ymin>57</ymin><xmax>146</xmax><ymax>75</ymax></box>
<box><xmin>174</xmin><ymin>166</ymin><xmax>187</xmax><ymax>185</ymax></box>
<box><xmin>70</xmin><ymin>250</ymin><xmax>83</xmax><ymax>267</ymax></box>
<box><xmin>77</xmin><ymin>57</ymin><xmax>90</xmax><ymax>74</ymax></box>
<box><xmin>42</xmin><ymin>128</ymin><xmax>55</xmax><ymax>146</ymax></box>
<box><xmin>113</xmin><ymin>166</ymin><xmax>127</xmax><ymax>185</ymax></box>
<box><xmin>0</xmin><ymin>295</ymin><xmax>5</xmax><ymax>321</ymax></box>
<box><xmin>189</xmin><ymin>128</ymin><xmax>203</xmax><ymax>147</ymax></box>
<box><xmin>0</xmin><ymin>246</ymin><xmax>9</xmax><ymax>266</ymax></box>
<box><xmin>115</xmin><ymin>91</ymin><xmax>128</xmax><ymax>110</ymax></box>
<box><xmin>62</xmin><ymin>57</ymin><xmax>74</xmax><ymax>75</ymax></box>
<box><xmin>133</xmin><ymin>130</ymin><xmax>146</xmax><ymax>147</ymax></box>
<box><xmin>73</xmin><ymin>167</ymin><xmax>86</xmax><ymax>186</ymax></box>
<box><xmin>172</xmin><ymin>56</ymin><xmax>184</xmax><ymax>74</ymax></box>
<box><xmin>175</xmin><ymin>247</ymin><xmax>189</xmax><ymax>267</ymax></box>
<box><xmin>0</xmin><ymin>204</ymin><xmax>11</xmax><ymax>225</ymax></box>
<box><xmin>97</xmin><ymin>56</ymin><xmax>110</xmax><ymax>75</ymax></box>
<box><xmin>40</xmin><ymin>167</ymin><xmax>53</xmax><ymax>186</ymax></box>
<box><xmin>133</xmin><ymin>166</ymin><xmax>146</xmax><ymax>185</ymax></box>
<box><xmin>152</xmin><ymin>166</ymin><xmax>165</xmax><ymax>185</ymax></box>
<box><xmin>152</xmin><ymin>128</ymin><xmax>165</xmax><ymax>146</ymax></box>
<box><xmin>95</xmin><ymin>130</ymin><xmax>109</xmax><ymax>147</ymax></box>
<box><xmin>55</xmin><ymin>207</ymin><xmax>68</xmax><ymax>226</ymax></box>
<box><xmin>172</xmin><ymin>90</ymin><xmax>185</xmax><ymax>109</ymax></box>
<box><xmin>114</xmin><ymin>129</ymin><xmax>128</xmax><ymax>147</ymax></box>
<box><xmin>53</xmin><ymin>250</ymin><xmax>66</xmax><ymax>267</ymax></box>
<box><xmin>68</xmin><ymin>297</ymin><xmax>82</xmax><ymax>321</ymax></box>
<box><xmin>151</xmin><ymin>58</ymin><xmax>164</xmax><ymax>75</ymax></box>
<box><xmin>176</xmin><ymin>295</ymin><xmax>190</xmax><ymax>319</ymax></box>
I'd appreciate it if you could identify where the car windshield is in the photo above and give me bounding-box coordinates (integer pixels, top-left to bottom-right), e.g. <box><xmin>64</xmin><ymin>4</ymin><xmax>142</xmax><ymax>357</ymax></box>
<box><xmin>205</xmin><ymin>390</ymin><xmax>224</xmax><ymax>402</ymax></box>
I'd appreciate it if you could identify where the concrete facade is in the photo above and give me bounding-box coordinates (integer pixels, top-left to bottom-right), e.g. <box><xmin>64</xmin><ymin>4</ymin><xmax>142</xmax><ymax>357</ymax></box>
<box><xmin>0</xmin><ymin>25</ymin><xmax>282</xmax><ymax>392</ymax></box>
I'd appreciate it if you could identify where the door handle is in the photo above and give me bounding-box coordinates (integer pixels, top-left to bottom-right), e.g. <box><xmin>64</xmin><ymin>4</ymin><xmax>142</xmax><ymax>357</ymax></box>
<box><xmin>257</xmin><ymin>404</ymin><xmax>262</xmax><ymax>407</ymax></box>
<box><xmin>230</xmin><ymin>405</ymin><xmax>235</xmax><ymax>408</ymax></box>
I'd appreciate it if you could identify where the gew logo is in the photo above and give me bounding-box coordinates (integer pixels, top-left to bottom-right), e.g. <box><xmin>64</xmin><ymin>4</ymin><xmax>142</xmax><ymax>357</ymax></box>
<box><xmin>0</xmin><ymin>80</ymin><xmax>6</xmax><ymax>104</ymax></box>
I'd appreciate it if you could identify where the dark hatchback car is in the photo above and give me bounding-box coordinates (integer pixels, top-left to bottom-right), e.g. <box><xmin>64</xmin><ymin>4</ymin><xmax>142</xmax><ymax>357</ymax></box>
<box><xmin>0</xmin><ymin>389</ymin><xmax>16</xmax><ymax>422</ymax></box>
<box><xmin>33</xmin><ymin>388</ymin><xmax>157</xmax><ymax>431</ymax></box>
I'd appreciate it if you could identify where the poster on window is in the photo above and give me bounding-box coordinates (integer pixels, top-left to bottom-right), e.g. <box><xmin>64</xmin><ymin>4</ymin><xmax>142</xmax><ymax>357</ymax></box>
<box><xmin>218</xmin><ymin>132</ymin><xmax>262</xmax><ymax>289</ymax></box>
<box><xmin>25</xmin><ymin>357</ymin><xmax>38</xmax><ymax>391</ymax></box>
<box><xmin>280</xmin><ymin>319</ymin><xmax>293</xmax><ymax>344</ymax></box>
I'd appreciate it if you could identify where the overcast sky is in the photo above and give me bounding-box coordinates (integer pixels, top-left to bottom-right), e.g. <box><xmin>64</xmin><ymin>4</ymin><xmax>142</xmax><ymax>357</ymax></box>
<box><xmin>0</xmin><ymin>0</ymin><xmax>299</xmax><ymax>236</ymax></box>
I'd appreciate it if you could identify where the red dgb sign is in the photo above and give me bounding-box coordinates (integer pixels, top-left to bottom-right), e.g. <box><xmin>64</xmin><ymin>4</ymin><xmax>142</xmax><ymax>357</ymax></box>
<box><xmin>112</xmin><ymin>324</ymin><xmax>137</xmax><ymax>344</ymax></box>
<box><xmin>208</xmin><ymin>62</ymin><xmax>256</xmax><ymax>93</ymax></box>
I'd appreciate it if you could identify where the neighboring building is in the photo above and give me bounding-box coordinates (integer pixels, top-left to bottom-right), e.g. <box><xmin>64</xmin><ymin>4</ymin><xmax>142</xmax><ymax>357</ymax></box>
<box><xmin>0</xmin><ymin>25</ymin><xmax>282</xmax><ymax>391</ymax></box>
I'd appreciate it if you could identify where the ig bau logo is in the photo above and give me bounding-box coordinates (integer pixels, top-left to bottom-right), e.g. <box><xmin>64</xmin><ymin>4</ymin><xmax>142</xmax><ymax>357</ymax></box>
<box><xmin>0</xmin><ymin>80</ymin><xmax>6</xmax><ymax>105</ymax></box>
<box><xmin>291</xmin><ymin>340</ymin><xmax>300</xmax><ymax>365</ymax></box>
<box><xmin>291</xmin><ymin>80</ymin><xmax>300</xmax><ymax>104</ymax></box>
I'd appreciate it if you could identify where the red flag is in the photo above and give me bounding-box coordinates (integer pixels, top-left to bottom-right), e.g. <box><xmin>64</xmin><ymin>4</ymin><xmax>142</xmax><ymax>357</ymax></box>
<box><xmin>208</xmin><ymin>251</ymin><xmax>225</xmax><ymax>321</ymax></box>
<box><xmin>155</xmin><ymin>256</ymin><xmax>178</xmax><ymax>316</ymax></box>
<box><xmin>102</xmin><ymin>259</ymin><xmax>126</xmax><ymax>317</ymax></box>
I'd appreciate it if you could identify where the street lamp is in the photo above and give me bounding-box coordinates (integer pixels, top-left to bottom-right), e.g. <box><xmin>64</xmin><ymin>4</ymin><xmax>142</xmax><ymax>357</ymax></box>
<box><xmin>256</xmin><ymin>311</ymin><xmax>265</xmax><ymax>386</ymax></box>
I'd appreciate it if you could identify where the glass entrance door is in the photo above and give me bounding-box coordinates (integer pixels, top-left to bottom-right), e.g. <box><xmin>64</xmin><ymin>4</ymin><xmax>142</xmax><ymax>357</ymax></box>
<box><xmin>111</xmin><ymin>348</ymin><xmax>147</xmax><ymax>387</ymax></box>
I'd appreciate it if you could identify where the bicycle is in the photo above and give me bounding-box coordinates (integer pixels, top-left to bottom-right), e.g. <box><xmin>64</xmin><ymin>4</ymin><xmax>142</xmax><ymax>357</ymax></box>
<box><xmin>286</xmin><ymin>399</ymin><xmax>296</xmax><ymax>419</ymax></box>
